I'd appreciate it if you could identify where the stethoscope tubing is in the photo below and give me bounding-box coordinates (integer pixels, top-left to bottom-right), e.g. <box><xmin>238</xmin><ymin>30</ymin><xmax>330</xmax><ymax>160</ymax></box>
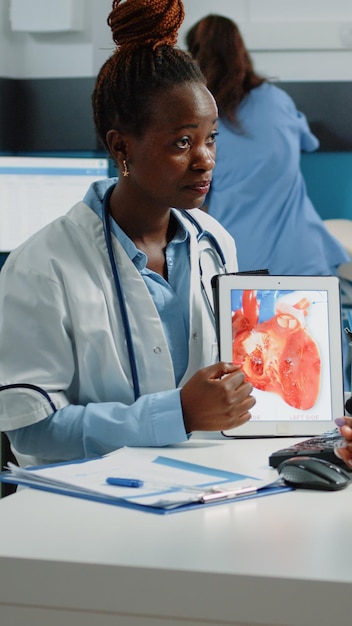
<box><xmin>180</xmin><ymin>210</ymin><xmax>227</xmax><ymax>270</ymax></box>
<box><xmin>102</xmin><ymin>188</ymin><xmax>227</xmax><ymax>402</ymax></box>
<box><xmin>102</xmin><ymin>185</ymin><xmax>141</xmax><ymax>400</ymax></box>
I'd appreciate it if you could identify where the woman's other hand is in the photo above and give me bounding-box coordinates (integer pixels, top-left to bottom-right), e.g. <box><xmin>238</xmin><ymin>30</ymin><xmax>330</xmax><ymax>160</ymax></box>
<box><xmin>334</xmin><ymin>417</ymin><xmax>352</xmax><ymax>468</ymax></box>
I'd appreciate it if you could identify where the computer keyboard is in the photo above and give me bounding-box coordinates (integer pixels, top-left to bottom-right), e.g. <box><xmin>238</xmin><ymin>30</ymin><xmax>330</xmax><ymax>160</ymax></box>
<box><xmin>268</xmin><ymin>429</ymin><xmax>351</xmax><ymax>471</ymax></box>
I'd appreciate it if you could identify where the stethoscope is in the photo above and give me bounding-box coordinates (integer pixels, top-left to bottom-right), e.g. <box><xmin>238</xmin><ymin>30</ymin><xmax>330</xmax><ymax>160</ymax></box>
<box><xmin>102</xmin><ymin>184</ymin><xmax>228</xmax><ymax>400</ymax></box>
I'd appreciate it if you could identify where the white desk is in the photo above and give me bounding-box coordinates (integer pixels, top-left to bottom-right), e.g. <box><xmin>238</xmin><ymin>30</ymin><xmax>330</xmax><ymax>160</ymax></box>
<box><xmin>0</xmin><ymin>435</ymin><xmax>351</xmax><ymax>626</ymax></box>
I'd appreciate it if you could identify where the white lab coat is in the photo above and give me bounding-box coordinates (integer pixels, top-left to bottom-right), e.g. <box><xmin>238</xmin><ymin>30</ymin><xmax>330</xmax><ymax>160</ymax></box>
<box><xmin>0</xmin><ymin>201</ymin><xmax>238</xmax><ymax>433</ymax></box>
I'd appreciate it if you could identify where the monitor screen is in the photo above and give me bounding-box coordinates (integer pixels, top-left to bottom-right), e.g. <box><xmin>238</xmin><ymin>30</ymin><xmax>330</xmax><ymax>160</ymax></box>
<box><xmin>0</xmin><ymin>153</ymin><xmax>111</xmax><ymax>251</ymax></box>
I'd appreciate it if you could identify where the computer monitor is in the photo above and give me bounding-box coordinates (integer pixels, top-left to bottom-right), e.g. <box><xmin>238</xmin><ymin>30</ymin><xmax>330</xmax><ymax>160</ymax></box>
<box><xmin>0</xmin><ymin>153</ymin><xmax>112</xmax><ymax>252</ymax></box>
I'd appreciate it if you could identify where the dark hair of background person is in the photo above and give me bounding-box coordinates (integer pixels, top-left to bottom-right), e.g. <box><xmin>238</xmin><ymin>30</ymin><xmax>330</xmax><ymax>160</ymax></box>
<box><xmin>186</xmin><ymin>14</ymin><xmax>266</xmax><ymax>125</ymax></box>
<box><xmin>92</xmin><ymin>0</ymin><xmax>205</xmax><ymax>150</ymax></box>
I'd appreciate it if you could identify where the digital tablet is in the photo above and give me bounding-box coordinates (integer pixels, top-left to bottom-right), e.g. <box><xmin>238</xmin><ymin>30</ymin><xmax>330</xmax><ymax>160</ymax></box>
<box><xmin>214</xmin><ymin>274</ymin><xmax>345</xmax><ymax>437</ymax></box>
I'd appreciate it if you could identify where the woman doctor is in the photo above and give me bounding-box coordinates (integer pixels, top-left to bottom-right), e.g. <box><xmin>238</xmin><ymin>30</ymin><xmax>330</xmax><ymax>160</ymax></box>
<box><xmin>0</xmin><ymin>0</ymin><xmax>255</xmax><ymax>467</ymax></box>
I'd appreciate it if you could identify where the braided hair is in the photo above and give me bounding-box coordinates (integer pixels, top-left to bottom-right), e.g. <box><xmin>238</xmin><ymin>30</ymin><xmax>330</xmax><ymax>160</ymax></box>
<box><xmin>92</xmin><ymin>0</ymin><xmax>205</xmax><ymax>150</ymax></box>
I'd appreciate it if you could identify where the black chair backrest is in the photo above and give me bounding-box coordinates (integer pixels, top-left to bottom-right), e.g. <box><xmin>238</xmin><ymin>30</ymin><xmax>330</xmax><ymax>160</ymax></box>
<box><xmin>0</xmin><ymin>433</ymin><xmax>18</xmax><ymax>497</ymax></box>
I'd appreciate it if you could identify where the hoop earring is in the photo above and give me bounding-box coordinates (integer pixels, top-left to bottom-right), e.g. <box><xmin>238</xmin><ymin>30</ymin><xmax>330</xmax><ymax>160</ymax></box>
<box><xmin>122</xmin><ymin>159</ymin><xmax>129</xmax><ymax>177</ymax></box>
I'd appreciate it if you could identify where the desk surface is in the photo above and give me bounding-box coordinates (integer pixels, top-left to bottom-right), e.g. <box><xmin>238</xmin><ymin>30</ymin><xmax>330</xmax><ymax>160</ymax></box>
<box><xmin>0</xmin><ymin>435</ymin><xmax>351</xmax><ymax>626</ymax></box>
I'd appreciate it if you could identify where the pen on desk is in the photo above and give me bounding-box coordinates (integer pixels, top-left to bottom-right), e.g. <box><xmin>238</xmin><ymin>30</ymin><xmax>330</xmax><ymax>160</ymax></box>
<box><xmin>200</xmin><ymin>485</ymin><xmax>258</xmax><ymax>503</ymax></box>
<box><xmin>106</xmin><ymin>477</ymin><xmax>144</xmax><ymax>488</ymax></box>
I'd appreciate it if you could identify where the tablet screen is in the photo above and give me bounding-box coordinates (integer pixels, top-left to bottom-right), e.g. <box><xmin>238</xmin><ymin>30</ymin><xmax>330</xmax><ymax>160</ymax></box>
<box><xmin>216</xmin><ymin>275</ymin><xmax>344</xmax><ymax>437</ymax></box>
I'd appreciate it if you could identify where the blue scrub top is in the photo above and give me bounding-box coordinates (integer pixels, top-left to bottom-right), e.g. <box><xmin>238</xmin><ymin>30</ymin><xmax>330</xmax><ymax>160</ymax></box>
<box><xmin>207</xmin><ymin>82</ymin><xmax>349</xmax><ymax>276</ymax></box>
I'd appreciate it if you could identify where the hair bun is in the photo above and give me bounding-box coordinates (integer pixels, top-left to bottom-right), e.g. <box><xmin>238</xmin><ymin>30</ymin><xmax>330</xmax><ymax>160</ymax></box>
<box><xmin>108</xmin><ymin>0</ymin><xmax>185</xmax><ymax>50</ymax></box>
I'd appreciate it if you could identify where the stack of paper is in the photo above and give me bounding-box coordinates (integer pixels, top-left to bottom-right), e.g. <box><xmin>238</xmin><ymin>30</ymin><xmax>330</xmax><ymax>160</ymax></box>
<box><xmin>0</xmin><ymin>447</ymin><xmax>290</xmax><ymax>514</ymax></box>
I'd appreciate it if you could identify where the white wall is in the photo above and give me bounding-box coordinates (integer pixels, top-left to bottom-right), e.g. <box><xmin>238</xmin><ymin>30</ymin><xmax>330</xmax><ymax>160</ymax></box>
<box><xmin>0</xmin><ymin>0</ymin><xmax>352</xmax><ymax>80</ymax></box>
<box><xmin>180</xmin><ymin>0</ymin><xmax>352</xmax><ymax>81</ymax></box>
<box><xmin>0</xmin><ymin>0</ymin><xmax>112</xmax><ymax>78</ymax></box>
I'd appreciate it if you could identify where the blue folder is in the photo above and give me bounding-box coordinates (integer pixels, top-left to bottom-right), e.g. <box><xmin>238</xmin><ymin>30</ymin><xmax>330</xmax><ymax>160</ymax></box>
<box><xmin>0</xmin><ymin>452</ymin><xmax>292</xmax><ymax>515</ymax></box>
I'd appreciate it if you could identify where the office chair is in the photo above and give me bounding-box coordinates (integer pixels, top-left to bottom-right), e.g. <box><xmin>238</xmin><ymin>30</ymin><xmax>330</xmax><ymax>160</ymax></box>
<box><xmin>324</xmin><ymin>219</ymin><xmax>352</xmax><ymax>392</ymax></box>
<box><xmin>0</xmin><ymin>254</ymin><xmax>17</xmax><ymax>496</ymax></box>
<box><xmin>0</xmin><ymin>433</ymin><xmax>18</xmax><ymax>497</ymax></box>
<box><xmin>324</xmin><ymin>219</ymin><xmax>352</xmax><ymax>282</ymax></box>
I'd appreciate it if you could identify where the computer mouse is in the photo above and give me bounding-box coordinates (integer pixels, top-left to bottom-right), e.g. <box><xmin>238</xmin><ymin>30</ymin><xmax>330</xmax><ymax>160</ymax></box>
<box><xmin>277</xmin><ymin>456</ymin><xmax>351</xmax><ymax>491</ymax></box>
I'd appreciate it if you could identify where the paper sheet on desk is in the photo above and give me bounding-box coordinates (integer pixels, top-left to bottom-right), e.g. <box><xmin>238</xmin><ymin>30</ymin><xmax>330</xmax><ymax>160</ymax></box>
<box><xmin>0</xmin><ymin>447</ymin><xmax>289</xmax><ymax>512</ymax></box>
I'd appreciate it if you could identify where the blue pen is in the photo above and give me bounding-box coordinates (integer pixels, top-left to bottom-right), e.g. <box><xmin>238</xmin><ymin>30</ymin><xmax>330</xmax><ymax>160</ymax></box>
<box><xmin>106</xmin><ymin>477</ymin><xmax>144</xmax><ymax>488</ymax></box>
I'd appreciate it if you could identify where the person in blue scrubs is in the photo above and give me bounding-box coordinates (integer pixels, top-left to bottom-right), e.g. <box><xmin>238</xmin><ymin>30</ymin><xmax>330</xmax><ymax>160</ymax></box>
<box><xmin>186</xmin><ymin>14</ymin><xmax>350</xmax><ymax>276</ymax></box>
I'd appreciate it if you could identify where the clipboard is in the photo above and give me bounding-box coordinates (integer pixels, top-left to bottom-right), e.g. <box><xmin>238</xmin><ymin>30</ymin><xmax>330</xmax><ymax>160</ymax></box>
<box><xmin>0</xmin><ymin>447</ymin><xmax>291</xmax><ymax>515</ymax></box>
